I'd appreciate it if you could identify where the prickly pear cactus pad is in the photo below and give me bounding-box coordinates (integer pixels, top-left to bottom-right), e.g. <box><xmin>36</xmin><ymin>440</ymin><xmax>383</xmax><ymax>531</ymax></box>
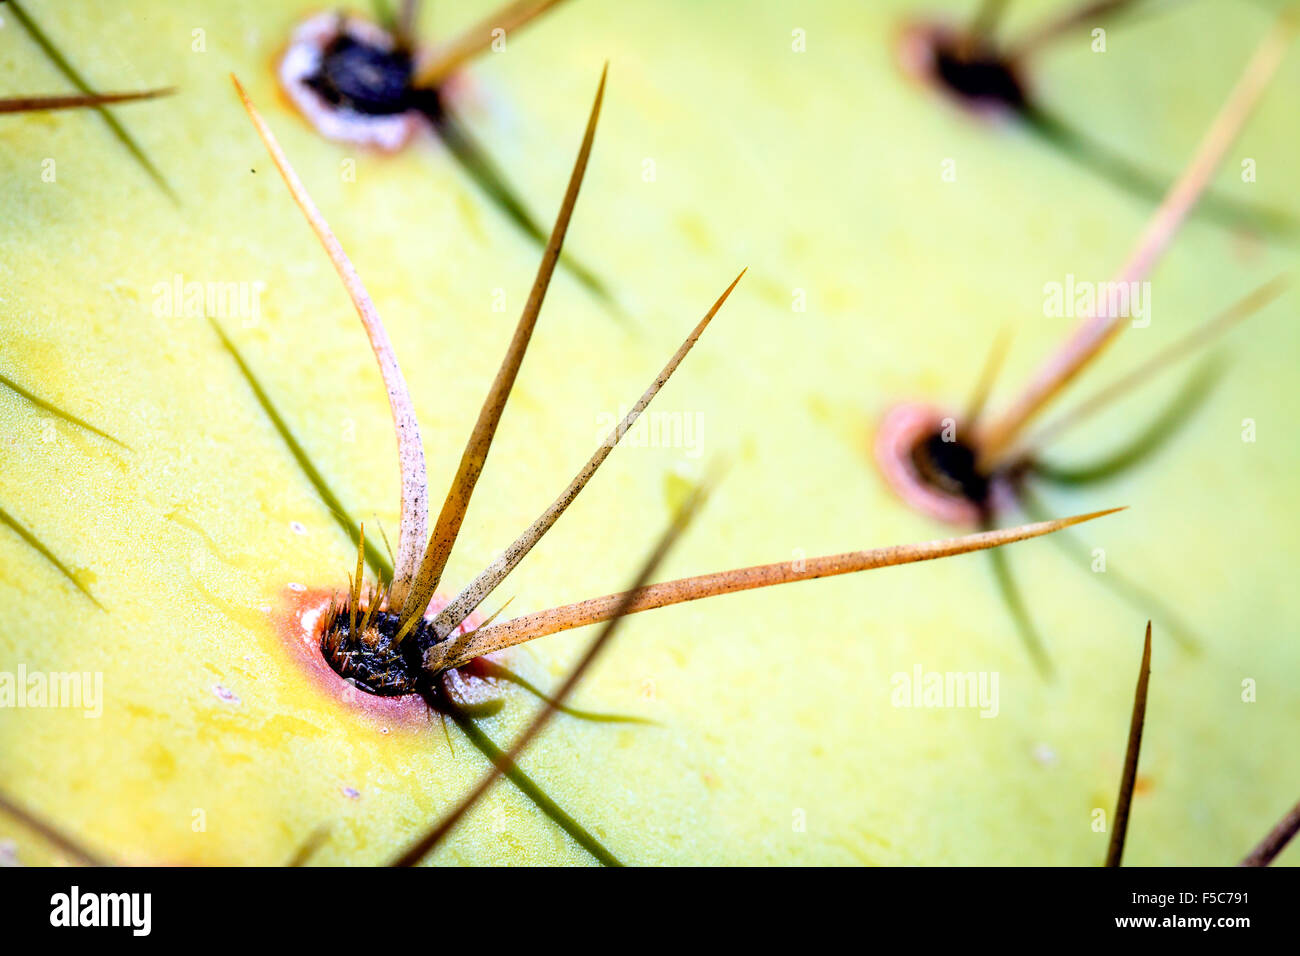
<box><xmin>0</xmin><ymin>0</ymin><xmax>1297</xmax><ymax>867</ymax></box>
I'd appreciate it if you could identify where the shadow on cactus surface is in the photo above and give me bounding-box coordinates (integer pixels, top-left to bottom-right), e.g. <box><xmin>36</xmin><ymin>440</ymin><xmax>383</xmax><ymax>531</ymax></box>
<box><xmin>0</xmin><ymin>0</ymin><xmax>1298</xmax><ymax>867</ymax></box>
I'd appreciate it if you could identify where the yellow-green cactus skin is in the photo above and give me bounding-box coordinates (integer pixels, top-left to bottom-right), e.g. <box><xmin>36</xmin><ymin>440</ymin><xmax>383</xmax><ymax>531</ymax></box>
<box><xmin>0</xmin><ymin>0</ymin><xmax>1297</xmax><ymax>865</ymax></box>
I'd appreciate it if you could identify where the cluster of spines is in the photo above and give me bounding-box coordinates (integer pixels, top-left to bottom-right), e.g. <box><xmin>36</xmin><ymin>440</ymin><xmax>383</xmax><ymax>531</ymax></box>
<box><xmin>2</xmin><ymin>0</ymin><xmax>1297</xmax><ymax>870</ymax></box>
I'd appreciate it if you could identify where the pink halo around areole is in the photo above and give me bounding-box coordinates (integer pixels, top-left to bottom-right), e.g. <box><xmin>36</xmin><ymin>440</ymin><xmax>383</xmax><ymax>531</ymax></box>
<box><xmin>277</xmin><ymin>585</ymin><xmax>487</xmax><ymax>730</ymax></box>
<box><xmin>874</xmin><ymin>402</ymin><xmax>987</xmax><ymax>526</ymax></box>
